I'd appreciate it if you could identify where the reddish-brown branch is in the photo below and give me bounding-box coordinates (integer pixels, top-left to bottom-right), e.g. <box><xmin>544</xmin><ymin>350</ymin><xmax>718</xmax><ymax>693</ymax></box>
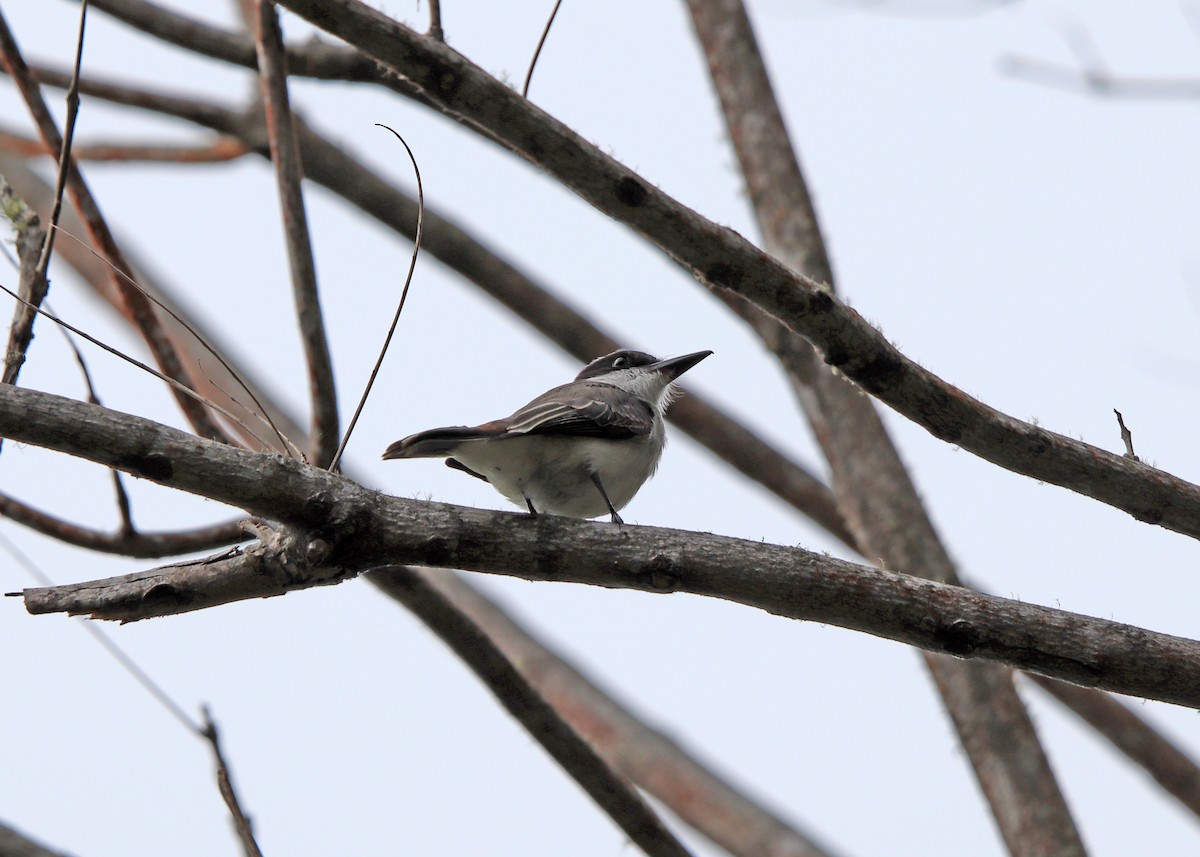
<box><xmin>0</xmin><ymin>10</ymin><xmax>232</xmax><ymax>443</ymax></box>
<box><xmin>0</xmin><ymin>128</ymin><xmax>250</xmax><ymax>162</ymax></box>
<box><xmin>252</xmin><ymin>1</ymin><xmax>339</xmax><ymax>467</ymax></box>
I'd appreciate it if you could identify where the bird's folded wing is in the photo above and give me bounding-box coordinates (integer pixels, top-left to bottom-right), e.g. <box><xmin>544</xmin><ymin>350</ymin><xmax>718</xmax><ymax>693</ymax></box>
<box><xmin>504</xmin><ymin>383</ymin><xmax>654</xmax><ymax>439</ymax></box>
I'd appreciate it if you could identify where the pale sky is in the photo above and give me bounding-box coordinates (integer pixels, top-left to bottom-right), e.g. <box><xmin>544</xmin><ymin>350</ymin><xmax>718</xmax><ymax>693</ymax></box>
<box><xmin>2</xmin><ymin>2</ymin><xmax>1200</xmax><ymax>855</ymax></box>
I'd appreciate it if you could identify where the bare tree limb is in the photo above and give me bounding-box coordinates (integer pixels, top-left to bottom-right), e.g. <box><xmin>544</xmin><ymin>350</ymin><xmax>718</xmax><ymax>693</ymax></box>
<box><xmin>0</xmin><ymin>178</ymin><xmax>48</xmax><ymax>386</ymax></box>
<box><xmin>374</xmin><ymin>568</ymin><xmax>844</xmax><ymax>857</ymax></box>
<box><xmin>200</xmin><ymin>707</ymin><xmax>264</xmax><ymax>857</ymax></box>
<box><xmin>0</xmin><ymin>127</ymin><xmax>251</xmax><ymax>162</ymax></box>
<box><xmin>252</xmin><ymin>0</ymin><xmax>339</xmax><ymax>466</ymax></box>
<box><xmin>1027</xmin><ymin>675</ymin><xmax>1200</xmax><ymax>820</ymax></box>
<box><xmin>4</xmin><ymin>386</ymin><xmax>1200</xmax><ymax>709</ymax></box>
<box><xmin>0</xmin><ymin>491</ymin><xmax>245</xmax><ymax>557</ymax></box>
<box><xmin>369</xmin><ymin>566</ymin><xmax>695</xmax><ymax>857</ymax></box>
<box><xmin>273</xmin><ymin>0</ymin><xmax>1200</xmax><ymax>543</ymax></box>
<box><xmin>684</xmin><ymin>3</ymin><xmax>1085</xmax><ymax>855</ymax></box>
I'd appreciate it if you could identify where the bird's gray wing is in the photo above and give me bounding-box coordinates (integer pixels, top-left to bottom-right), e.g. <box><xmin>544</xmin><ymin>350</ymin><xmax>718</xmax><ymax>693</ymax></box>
<box><xmin>504</xmin><ymin>383</ymin><xmax>654</xmax><ymax>439</ymax></box>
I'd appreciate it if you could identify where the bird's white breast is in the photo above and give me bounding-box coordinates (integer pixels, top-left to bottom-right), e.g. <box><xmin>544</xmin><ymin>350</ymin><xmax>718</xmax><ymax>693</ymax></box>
<box><xmin>451</xmin><ymin>422</ymin><xmax>666</xmax><ymax>519</ymax></box>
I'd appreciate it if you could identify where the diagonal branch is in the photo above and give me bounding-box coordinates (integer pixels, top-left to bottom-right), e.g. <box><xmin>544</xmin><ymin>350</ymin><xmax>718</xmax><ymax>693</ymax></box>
<box><xmin>4</xmin><ymin>385</ymin><xmax>1200</xmax><ymax>710</ymax></box>
<box><xmin>0</xmin><ymin>9</ymin><xmax>233</xmax><ymax>443</ymax></box>
<box><xmin>252</xmin><ymin>0</ymin><xmax>338</xmax><ymax>466</ymax></box>
<box><xmin>373</xmin><ymin>568</ymin><xmax>843</xmax><ymax>857</ymax></box>
<box><xmin>274</xmin><ymin>0</ymin><xmax>1200</xmax><ymax>543</ymax></box>
<box><xmin>684</xmin><ymin>3</ymin><xmax>1084</xmax><ymax>855</ymax></box>
<box><xmin>370</xmin><ymin>566</ymin><xmax>695</xmax><ymax>857</ymax></box>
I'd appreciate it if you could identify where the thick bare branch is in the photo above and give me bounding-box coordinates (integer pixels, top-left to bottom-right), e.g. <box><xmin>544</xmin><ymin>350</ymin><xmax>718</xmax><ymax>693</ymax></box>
<box><xmin>252</xmin><ymin>0</ymin><xmax>338</xmax><ymax>466</ymax></box>
<box><xmin>274</xmin><ymin>0</ymin><xmax>1200</xmax><ymax>543</ymax></box>
<box><xmin>684</xmin><ymin>3</ymin><xmax>1084</xmax><ymax>854</ymax></box>
<box><xmin>4</xmin><ymin>386</ymin><xmax>1200</xmax><ymax>708</ymax></box>
<box><xmin>370</xmin><ymin>566</ymin><xmax>695</xmax><ymax>857</ymax></box>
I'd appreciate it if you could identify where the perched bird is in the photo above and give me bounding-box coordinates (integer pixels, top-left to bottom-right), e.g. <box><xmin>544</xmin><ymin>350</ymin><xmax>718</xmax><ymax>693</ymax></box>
<box><xmin>383</xmin><ymin>349</ymin><xmax>712</xmax><ymax>523</ymax></box>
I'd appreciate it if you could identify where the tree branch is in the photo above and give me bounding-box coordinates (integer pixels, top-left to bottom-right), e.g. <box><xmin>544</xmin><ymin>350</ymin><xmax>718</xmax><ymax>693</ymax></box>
<box><xmin>252</xmin><ymin>0</ymin><xmax>339</xmax><ymax>466</ymax></box>
<box><xmin>0</xmin><ymin>178</ymin><xmax>48</xmax><ymax>387</ymax></box>
<box><xmin>374</xmin><ymin>568</ymin><xmax>842</xmax><ymax>857</ymax></box>
<box><xmin>370</xmin><ymin>566</ymin><xmax>695</xmax><ymax>857</ymax></box>
<box><xmin>273</xmin><ymin>0</ymin><xmax>1200</xmax><ymax>543</ymax></box>
<box><xmin>3</xmin><ymin>385</ymin><xmax>1200</xmax><ymax>709</ymax></box>
<box><xmin>684</xmin><ymin>3</ymin><xmax>1085</xmax><ymax>854</ymax></box>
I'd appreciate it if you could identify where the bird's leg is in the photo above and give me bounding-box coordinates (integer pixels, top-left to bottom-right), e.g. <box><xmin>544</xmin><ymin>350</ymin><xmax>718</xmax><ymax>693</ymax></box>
<box><xmin>523</xmin><ymin>494</ymin><xmax>539</xmax><ymax>517</ymax></box>
<box><xmin>589</xmin><ymin>473</ymin><xmax>624</xmax><ymax>525</ymax></box>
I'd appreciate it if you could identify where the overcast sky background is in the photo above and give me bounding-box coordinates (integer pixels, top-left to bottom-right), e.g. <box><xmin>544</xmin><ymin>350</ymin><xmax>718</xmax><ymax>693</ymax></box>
<box><xmin>2</xmin><ymin>1</ymin><xmax>1200</xmax><ymax>855</ymax></box>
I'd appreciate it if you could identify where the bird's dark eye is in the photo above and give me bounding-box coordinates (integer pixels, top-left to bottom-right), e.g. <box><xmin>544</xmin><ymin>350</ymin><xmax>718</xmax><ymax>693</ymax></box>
<box><xmin>612</xmin><ymin>356</ymin><xmax>629</xmax><ymax>369</ymax></box>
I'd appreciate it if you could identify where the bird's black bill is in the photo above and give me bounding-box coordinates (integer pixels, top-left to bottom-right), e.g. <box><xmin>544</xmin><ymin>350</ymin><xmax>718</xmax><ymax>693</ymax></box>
<box><xmin>652</xmin><ymin>350</ymin><xmax>713</xmax><ymax>380</ymax></box>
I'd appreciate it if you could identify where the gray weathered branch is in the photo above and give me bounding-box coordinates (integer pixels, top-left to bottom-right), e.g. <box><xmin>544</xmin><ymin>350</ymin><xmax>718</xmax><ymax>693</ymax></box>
<box><xmin>3</xmin><ymin>383</ymin><xmax>1199</xmax><ymax>709</ymax></box>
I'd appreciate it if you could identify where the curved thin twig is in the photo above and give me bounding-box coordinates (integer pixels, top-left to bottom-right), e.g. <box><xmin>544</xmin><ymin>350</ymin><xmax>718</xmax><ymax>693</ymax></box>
<box><xmin>0</xmin><ymin>281</ymin><xmax>276</xmax><ymax>452</ymax></box>
<box><xmin>327</xmin><ymin>124</ymin><xmax>423</xmax><ymax>473</ymax></box>
<box><xmin>523</xmin><ymin>0</ymin><xmax>563</xmax><ymax>98</ymax></box>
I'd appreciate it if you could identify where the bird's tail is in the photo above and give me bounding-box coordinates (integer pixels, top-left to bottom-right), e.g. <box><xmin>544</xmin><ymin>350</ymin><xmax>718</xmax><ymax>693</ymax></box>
<box><xmin>382</xmin><ymin>426</ymin><xmax>492</xmax><ymax>460</ymax></box>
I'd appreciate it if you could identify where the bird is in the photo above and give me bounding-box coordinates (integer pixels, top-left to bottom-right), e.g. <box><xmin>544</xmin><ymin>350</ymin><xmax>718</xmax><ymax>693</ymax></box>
<box><xmin>382</xmin><ymin>349</ymin><xmax>712</xmax><ymax>524</ymax></box>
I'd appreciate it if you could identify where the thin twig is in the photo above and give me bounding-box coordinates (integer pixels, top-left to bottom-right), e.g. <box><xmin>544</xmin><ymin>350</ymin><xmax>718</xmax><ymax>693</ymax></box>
<box><xmin>0</xmin><ymin>528</ymin><xmax>200</xmax><ymax>732</ymax></box>
<box><xmin>0</xmin><ymin>128</ymin><xmax>251</xmax><ymax>163</ymax></box>
<box><xmin>1114</xmin><ymin>409</ymin><xmax>1139</xmax><ymax>460</ymax></box>
<box><xmin>201</xmin><ymin>707</ymin><xmax>264</xmax><ymax>857</ymax></box>
<box><xmin>523</xmin><ymin>0</ymin><xmax>563</xmax><ymax>98</ymax></box>
<box><xmin>50</xmin><ymin>299</ymin><xmax>135</xmax><ymax>532</ymax></box>
<box><xmin>33</xmin><ymin>0</ymin><xmax>89</xmax><ymax>283</ymax></box>
<box><xmin>427</xmin><ymin>0</ymin><xmax>444</xmax><ymax>41</ymax></box>
<box><xmin>0</xmin><ymin>281</ymin><xmax>276</xmax><ymax>451</ymax></box>
<box><xmin>327</xmin><ymin>124</ymin><xmax>422</xmax><ymax>473</ymax></box>
<box><xmin>253</xmin><ymin>0</ymin><xmax>340</xmax><ymax>466</ymax></box>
